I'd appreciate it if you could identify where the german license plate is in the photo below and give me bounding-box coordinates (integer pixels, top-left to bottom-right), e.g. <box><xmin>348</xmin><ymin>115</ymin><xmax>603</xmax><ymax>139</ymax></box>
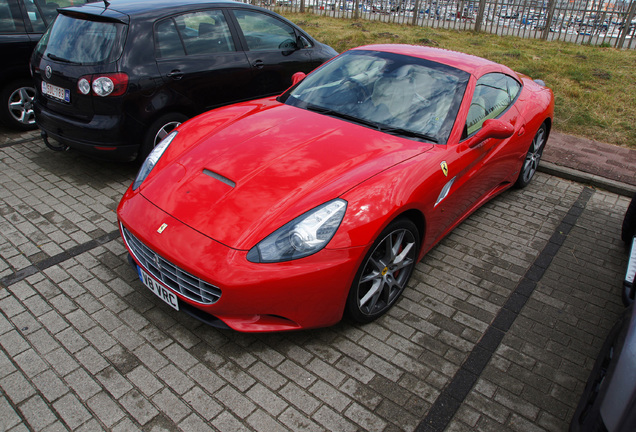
<box><xmin>41</xmin><ymin>82</ymin><xmax>70</xmax><ymax>103</ymax></box>
<box><xmin>137</xmin><ymin>266</ymin><xmax>179</xmax><ymax>311</ymax></box>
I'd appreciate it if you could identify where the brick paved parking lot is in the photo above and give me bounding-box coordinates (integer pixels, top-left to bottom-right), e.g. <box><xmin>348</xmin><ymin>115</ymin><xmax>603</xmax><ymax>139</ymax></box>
<box><xmin>0</xmin><ymin>127</ymin><xmax>631</xmax><ymax>431</ymax></box>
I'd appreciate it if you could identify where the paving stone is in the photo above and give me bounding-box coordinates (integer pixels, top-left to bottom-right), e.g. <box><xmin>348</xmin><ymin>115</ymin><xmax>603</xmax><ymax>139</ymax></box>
<box><xmin>246</xmin><ymin>408</ymin><xmax>287</xmax><ymax>432</ymax></box>
<box><xmin>247</xmin><ymin>361</ymin><xmax>288</xmax><ymax>391</ymax></box>
<box><xmin>52</xmin><ymin>393</ymin><xmax>92</xmax><ymax>430</ymax></box>
<box><xmin>151</xmin><ymin>388</ymin><xmax>190</xmax><ymax>423</ymax></box>
<box><xmin>186</xmin><ymin>363</ymin><xmax>225</xmax><ymax>394</ymax></box>
<box><xmin>0</xmin><ymin>395</ymin><xmax>22</xmax><ymax>430</ymax></box>
<box><xmin>313</xmin><ymin>405</ymin><xmax>357</xmax><ymax>432</ymax></box>
<box><xmin>155</xmin><ymin>364</ymin><xmax>194</xmax><ymax>396</ymax></box>
<box><xmin>279</xmin><ymin>381</ymin><xmax>321</xmax><ymax>415</ymax></box>
<box><xmin>95</xmin><ymin>367</ymin><xmax>132</xmax><ymax>400</ymax></box>
<box><xmin>1</xmin><ymin>130</ymin><xmax>633</xmax><ymax>432</ymax></box>
<box><xmin>86</xmin><ymin>392</ymin><xmax>125</xmax><ymax>428</ymax></box>
<box><xmin>179</xmin><ymin>413</ymin><xmax>217</xmax><ymax>432</ymax></box>
<box><xmin>64</xmin><ymin>368</ymin><xmax>101</xmax><ymax>401</ymax></box>
<box><xmin>126</xmin><ymin>365</ymin><xmax>163</xmax><ymax>398</ymax></box>
<box><xmin>18</xmin><ymin>395</ymin><xmax>57</xmax><ymax>431</ymax></box>
<box><xmin>210</xmin><ymin>411</ymin><xmax>250</xmax><ymax>432</ymax></box>
<box><xmin>132</xmin><ymin>343</ymin><xmax>169</xmax><ymax>372</ymax></box>
<box><xmin>215</xmin><ymin>384</ymin><xmax>257</xmax><ymax>418</ymax></box>
<box><xmin>119</xmin><ymin>389</ymin><xmax>158</xmax><ymax>426</ymax></box>
<box><xmin>1</xmin><ymin>370</ymin><xmax>36</xmax><ymax>404</ymax></box>
<box><xmin>182</xmin><ymin>386</ymin><xmax>223</xmax><ymax>420</ymax></box>
<box><xmin>278</xmin><ymin>406</ymin><xmax>325</xmax><ymax>432</ymax></box>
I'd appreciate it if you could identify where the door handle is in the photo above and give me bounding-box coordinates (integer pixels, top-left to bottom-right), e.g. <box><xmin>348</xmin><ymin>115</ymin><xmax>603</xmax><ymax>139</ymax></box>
<box><xmin>252</xmin><ymin>60</ymin><xmax>264</xmax><ymax>69</ymax></box>
<box><xmin>167</xmin><ymin>70</ymin><xmax>184</xmax><ymax>80</ymax></box>
<box><xmin>518</xmin><ymin>126</ymin><xmax>526</xmax><ymax>137</ymax></box>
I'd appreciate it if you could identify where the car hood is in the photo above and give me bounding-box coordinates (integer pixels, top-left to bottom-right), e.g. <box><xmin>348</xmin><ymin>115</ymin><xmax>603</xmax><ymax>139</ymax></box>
<box><xmin>140</xmin><ymin>101</ymin><xmax>433</xmax><ymax>249</ymax></box>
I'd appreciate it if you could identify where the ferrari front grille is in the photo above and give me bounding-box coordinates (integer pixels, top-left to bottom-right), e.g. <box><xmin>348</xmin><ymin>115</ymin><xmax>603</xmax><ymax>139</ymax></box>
<box><xmin>121</xmin><ymin>224</ymin><xmax>222</xmax><ymax>305</ymax></box>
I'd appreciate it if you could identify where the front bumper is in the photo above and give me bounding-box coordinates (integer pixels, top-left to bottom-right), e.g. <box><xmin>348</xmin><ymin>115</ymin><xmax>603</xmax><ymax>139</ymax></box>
<box><xmin>117</xmin><ymin>189</ymin><xmax>365</xmax><ymax>332</ymax></box>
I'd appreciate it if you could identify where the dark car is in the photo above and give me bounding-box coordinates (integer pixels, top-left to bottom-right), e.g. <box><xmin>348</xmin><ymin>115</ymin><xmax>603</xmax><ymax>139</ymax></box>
<box><xmin>570</xmin><ymin>193</ymin><xmax>636</xmax><ymax>432</ymax></box>
<box><xmin>0</xmin><ymin>0</ymin><xmax>92</xmax><ymax>130</ymax></box>
<box><xmin>622</xmin><ymin>193</ymin><xmax>636</xmax><ymax>304</ymax></box>
<box><xmin>30</xmin><ymin>0</ymin><xmax>337</xmax><ymax>161</ymax></box>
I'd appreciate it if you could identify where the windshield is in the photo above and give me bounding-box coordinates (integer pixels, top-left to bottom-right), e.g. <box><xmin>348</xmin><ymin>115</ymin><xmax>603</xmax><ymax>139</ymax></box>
<box><xmin>35</xmin><ymin>14</ymin><xmax>126</xmax><ymax>65</ymax></box>
<box><xmin>282</xmin><ymin>50</ymin><xmax>470</xmax><ymax>144</ymax></box>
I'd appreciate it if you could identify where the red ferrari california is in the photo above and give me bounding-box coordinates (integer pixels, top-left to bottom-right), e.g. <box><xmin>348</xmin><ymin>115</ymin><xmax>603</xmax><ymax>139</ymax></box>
<box><xmin>117</xmin><ymin>44</ymin><xmax>554</xmax><ymax>332</ymax></box>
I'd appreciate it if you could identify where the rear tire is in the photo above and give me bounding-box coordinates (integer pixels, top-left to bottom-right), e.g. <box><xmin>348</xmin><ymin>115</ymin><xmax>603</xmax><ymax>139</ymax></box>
<box><xmin>0</xmin><ymin>79</ymin><xmax>37</xmax><ymax>131</ymax></box>
<box><xmin>515</xmin><ymin>123</ymin><xmax>547</xmax><ymax>188</ymax></box>
<box><xmin>139</xmin><ymin>113</ymin><xmax>188</xmax><ymax>161</ymax></box>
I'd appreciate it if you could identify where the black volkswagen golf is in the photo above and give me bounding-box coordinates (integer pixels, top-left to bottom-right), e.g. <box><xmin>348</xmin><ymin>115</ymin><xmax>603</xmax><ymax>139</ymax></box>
<box><xmin>31</xmin><ymin>0</ymin><xmax>337</xmax><ymax>161</ymax></box>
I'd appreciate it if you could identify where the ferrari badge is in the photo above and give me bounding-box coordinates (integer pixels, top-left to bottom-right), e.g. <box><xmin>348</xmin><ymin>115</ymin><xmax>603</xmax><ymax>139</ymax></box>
<box><xmin>440</xmin><ymin>161</ymin><xmax>449</xmax><ymax>177</ymax></box>
<box><xmin>157</xmin><ymin>223</ymin><xmax>168</xmax><ymax>234</ymax></box>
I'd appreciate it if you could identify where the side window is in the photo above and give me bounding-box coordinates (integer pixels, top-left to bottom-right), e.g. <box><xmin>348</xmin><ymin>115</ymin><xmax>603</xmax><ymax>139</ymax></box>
<box><xmin>155</xmin><ymin>19</ymin><xmax>185</xmax><ymax>58</ymax></box>
<box><xmin>24</xmin><ymin>0</ymin><xmax>50</xmax><ymax>31</ymax></box>
<box><xmin>156</xmin><ymin>9</ymin><xmax>235</xmax><ymax>59</ymax></box>
<box><xmin>232</xmin><ymin>10</ymin><xmax>296</xmax><ymax>51</ymax></box>
<box><xmin>0</xmin><ymin>1</ymin><xmax>21</xmax><ymax>33</ymax></box>
<box><xmin>465</xmin><ymin>73</ymin><xmax>521</xmax><ymax>137</ymax></box>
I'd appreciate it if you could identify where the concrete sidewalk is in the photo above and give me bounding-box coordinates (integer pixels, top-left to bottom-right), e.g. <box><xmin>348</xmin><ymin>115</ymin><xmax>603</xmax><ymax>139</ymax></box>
<box><xmin>541</xmin><ymin>131</ymin><xmax>636</xmax><ymax>197</ymax></box>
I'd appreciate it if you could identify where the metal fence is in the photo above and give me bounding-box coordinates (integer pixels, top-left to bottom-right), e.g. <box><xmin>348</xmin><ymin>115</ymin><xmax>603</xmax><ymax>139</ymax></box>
<box><xmin>242</xmin><ymin>0</ymin><xmax>636</xmax><ymax>49</ymax></box>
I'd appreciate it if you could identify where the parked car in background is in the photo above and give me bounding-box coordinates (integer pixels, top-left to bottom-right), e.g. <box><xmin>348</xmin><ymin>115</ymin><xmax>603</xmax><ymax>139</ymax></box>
<box><xmin>570</xmin><ymin>193</ymin><xmax>636</xmax><ymax>432</ymax></box>
<box><xmin>118</xmin><ymin>44</ymin><xmax>554</xmax><ymax>332</ymax></box>
<box><xmin>30</xmin><ymin>0</ymin><xmax>337</xmax><ymax>161</ymax></box>
<box><xmin>0</xmin><ymin>0</ymin><xmax>92</xmax><ymax>130</ymax></box>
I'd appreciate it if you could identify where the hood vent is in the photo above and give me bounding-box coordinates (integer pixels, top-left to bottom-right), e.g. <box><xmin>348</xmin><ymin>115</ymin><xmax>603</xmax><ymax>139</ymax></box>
<box><xmin>203</xmin><ymin>169</ymin><xmax>235</xmax><ymax>188</ymax></box>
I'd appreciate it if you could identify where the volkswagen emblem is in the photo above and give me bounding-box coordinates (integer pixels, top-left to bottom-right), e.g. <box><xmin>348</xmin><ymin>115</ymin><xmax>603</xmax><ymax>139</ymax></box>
<box><xmin>45</xmin><ymin>65</ymin><xmax>52</xmax><ymax>79</ymax></box>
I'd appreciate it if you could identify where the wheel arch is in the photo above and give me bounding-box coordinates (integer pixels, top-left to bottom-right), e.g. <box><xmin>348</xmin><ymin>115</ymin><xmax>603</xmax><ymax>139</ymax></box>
<box><xmin>543</xmin><ymin>116</ymin><xmax>552</xmax><ymax>137</ymax></box>
<box><xmin>394</xmin><ymin>208</ymin><xmax>426</xmax><ymax>251</ymax></box>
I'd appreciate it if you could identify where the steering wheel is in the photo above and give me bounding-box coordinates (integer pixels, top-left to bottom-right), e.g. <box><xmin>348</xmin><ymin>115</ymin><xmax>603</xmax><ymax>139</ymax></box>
<box><xmin>278</xmin><ymin>39</ymin><xmax>297</xmax><ymax>51</ymax></box>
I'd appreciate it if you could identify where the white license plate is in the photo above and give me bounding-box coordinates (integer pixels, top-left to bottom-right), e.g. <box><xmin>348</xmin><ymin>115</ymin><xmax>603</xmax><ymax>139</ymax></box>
<box><xmin>42</xmin><ymin>82</ymin><xmax>70</xmax><ymax>103</ymax></box>
<box><xmin>137</xmin><ymin>266</ymin><xmax>179</xmax><ymax>311</ymax></box>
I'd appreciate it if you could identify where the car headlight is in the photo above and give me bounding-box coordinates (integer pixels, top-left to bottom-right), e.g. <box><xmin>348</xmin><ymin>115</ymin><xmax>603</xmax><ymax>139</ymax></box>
<box><xmin>132</xmin><ymin>131</ymin><xmax>177</xmax><ymax>190</ymax></box>
<box><xmin>247</xmin><ymin>199</ymin><xmax>347</xmax><ymax>263</ymax></box>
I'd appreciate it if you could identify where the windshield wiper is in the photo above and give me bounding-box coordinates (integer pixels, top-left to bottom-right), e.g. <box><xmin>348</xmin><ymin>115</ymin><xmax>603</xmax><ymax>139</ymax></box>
<box><xmin>305</xmin><ymin>104</ymin><xmax>383</xmax><ymax>130</ymax></box>
<box><xmin>46</xmin><ymin>53</ymin><xmax>81</xmax><ymax>65</ymax></box>
<box><xmin>305</xmin><ymin>104</ymin><xmax>438</xmax><ymax>143</ymax></box>
<box><xmin>379</xmin><ymin>126</ymin><xmax>438</xmax><ymax>143</ymax></box>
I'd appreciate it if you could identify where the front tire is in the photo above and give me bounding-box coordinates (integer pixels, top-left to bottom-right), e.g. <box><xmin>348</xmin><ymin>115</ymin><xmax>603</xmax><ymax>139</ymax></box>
<box><xmin>0</xmin><ymin>80</ymin><xmax>36</xmax><ymax>131</ymax></box>
<box><xmin>515</xmin><ymin>123</ymin><xmax>548</xmax><ymax>188</ymax></box>
<box><xmin>346</xmin><ymin>218</ymin><xmax>420</xmax><ymax>323</ymax></box>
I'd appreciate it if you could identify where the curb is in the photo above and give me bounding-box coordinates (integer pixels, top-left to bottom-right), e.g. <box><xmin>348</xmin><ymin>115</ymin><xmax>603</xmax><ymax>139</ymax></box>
<box><xmin>539</xmin><ymin>162</ymin><xmax>636</xmax><ymax>198</ymax></box>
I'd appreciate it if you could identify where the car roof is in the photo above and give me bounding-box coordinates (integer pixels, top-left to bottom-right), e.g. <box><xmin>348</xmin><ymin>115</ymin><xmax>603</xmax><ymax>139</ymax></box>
<box><xmin>62</xmin><ymin>0</ymin><xmax>259</xmax><ymax>20</ymax></box>
<box><xmin>352</xmin><ymin>44</ymin><xmax>511</xmax><ymax>77</ymax></box>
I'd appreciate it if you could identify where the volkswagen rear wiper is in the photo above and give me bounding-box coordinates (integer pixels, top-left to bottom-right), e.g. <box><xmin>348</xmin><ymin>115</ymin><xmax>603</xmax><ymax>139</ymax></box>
<box><xmin>47</xmin><ymin>53</ymin><xmax>81</xmax><ymax>65</ymax></box>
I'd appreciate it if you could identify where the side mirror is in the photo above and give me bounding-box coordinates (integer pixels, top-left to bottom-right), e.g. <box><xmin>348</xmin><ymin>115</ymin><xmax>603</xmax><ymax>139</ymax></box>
<box><xmin>291</xmin><ymin>72</ymin><xmax>306</xmax><ymax>86</ymax></box>
<box><xmin>468</xmin><ymin>119</ymin><xmax>514</xmax><ymax>148</ymax></box>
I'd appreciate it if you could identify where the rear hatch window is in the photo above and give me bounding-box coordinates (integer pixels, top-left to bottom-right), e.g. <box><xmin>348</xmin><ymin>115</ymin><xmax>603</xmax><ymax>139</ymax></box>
<box><xmin>35</xmin><ymin>13</ymin><xmax>127</xmax><ymax>65</ymax></box>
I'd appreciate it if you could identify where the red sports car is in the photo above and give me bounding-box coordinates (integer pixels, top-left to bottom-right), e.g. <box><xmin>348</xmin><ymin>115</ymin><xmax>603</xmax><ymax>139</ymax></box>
<box><xmin>117</xmin><ymin>44</ymin><xmax>554</xmax><ymax>332</ymax></box>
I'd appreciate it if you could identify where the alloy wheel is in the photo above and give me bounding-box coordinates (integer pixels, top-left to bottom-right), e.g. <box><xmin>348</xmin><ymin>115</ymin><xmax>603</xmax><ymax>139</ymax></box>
<box><xmin>355</xmin><ymin>225</ymin><xmax>417</xmax><ymax>318</ymax></box>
